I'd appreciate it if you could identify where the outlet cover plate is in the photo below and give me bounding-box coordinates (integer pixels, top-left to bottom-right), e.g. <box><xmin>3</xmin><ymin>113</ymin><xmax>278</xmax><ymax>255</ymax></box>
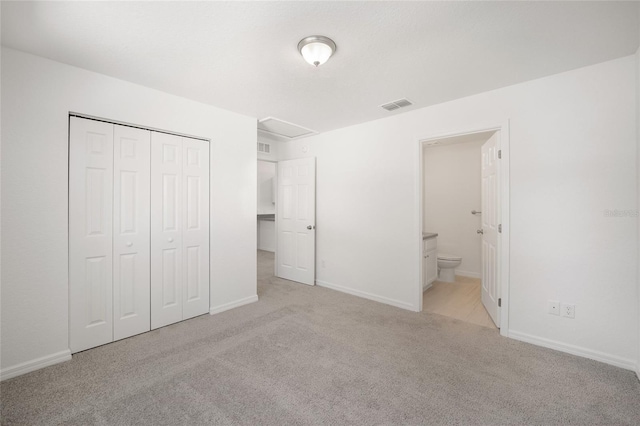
<box><xmin>561</xmin><ymin>303</ymin><xmax>575</xmax><ymax>318</ymax></box>
<box><xmin>548</xmin><ymin>300</ymin><xmax>560</xmax><ymax>316</ymax></box>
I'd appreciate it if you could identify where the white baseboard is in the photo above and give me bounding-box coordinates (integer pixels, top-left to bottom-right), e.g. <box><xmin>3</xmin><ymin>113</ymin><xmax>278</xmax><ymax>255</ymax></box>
<box><xmin>1</xmin><ymin>349</ymin><xmax>72</xmax><ymax>381</ymax></box>
<box><xmin>210</xmin><ymin>295</ymin><xmax>259</xmax><ymax>315</ymax></box>
<box><xmin>316</xmin><ymin>280</ymin><xmax>417</xmax><ymax>312</ymax></box>
<box><xmin>455</xmin><ymin>270</ymin><xmax>481</xmax><ymax>279</ymax></box>
<box><xmin>422</xmin><ymin>282</ymin><xmax>433</xmax><ymax>292</ymax></box>
<box><xmin>509</xmin><ymin>330</ymin><xmax>636</xmax><ymax>371</ymax></box>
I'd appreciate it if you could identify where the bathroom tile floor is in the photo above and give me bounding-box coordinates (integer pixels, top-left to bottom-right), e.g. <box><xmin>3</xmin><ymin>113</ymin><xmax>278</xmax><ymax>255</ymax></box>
<box><xmin>423</xmin><ymin>276</ymin><xmax>497</xmax><ymax>329</ymax></box>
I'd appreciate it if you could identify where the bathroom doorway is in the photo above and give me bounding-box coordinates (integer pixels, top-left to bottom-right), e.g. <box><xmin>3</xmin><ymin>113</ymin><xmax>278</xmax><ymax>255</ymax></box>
<box><xmin>417</xmin><ymin>125</ymin><xmax>510</xmax><ymax>336</ymax></box>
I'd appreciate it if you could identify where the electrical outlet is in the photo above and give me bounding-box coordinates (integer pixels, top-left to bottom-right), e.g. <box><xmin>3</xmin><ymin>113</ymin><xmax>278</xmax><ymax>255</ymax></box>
<box><xmin>561</xmin><ymin>303</ymin><xmax>575</xmax><ymax>319</ymax></box>
<box><xmin>548</xmin><ymin>300</ymin><xmax>560</xmax><ymax>316</ymax></box>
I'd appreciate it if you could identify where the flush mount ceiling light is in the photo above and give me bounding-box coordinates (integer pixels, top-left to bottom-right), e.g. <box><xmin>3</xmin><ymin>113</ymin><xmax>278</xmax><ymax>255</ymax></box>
<box><xmin>298</xmin><ymin>35</ymin><xmax>336</xmax><ymax>67</ymax></box>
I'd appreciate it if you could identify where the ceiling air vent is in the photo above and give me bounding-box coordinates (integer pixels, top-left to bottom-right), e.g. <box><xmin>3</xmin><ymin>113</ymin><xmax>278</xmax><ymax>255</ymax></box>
<box><xmin>380</xmin><ymin>98</ymin><xmax>413</xmax><ymax>112</ymax></box>
<box><xmin>258</xmin><ymin>117</ymin><xmax>316</xmax><ymax>140</ymax></box>
<box><xmin>257</xmin><ymin>142</ymin><xmax>271</xmax><ymax>154</ymax></box>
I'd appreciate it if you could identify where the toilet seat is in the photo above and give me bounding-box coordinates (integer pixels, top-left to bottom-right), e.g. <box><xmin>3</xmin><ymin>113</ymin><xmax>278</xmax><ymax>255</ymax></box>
<box><xmin>437</xmin><ymin>253</ymin><xmax>462</xmax><ymax>261</ymax></box>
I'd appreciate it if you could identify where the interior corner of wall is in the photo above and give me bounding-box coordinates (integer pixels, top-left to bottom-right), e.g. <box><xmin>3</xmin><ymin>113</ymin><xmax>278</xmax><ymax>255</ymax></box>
<box><xmin>0</xmin><ymin>349</ymin><xmax>72</xmax><ymax>381</ymax></box>
<box><xmin>209</xmin><ymin>294</ymin><xmax>259</xmax><ymax>316</ymax></box>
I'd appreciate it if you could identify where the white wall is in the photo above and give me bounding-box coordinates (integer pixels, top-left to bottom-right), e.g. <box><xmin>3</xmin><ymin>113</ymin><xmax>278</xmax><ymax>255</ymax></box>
<box><xmin>636</xmin><ymin>4</ymin><xmax>640</xmax><ymax>376</ymax></box>
<box><xmin>0</xmin><ymin>47</ymin><xmax>258</xmax><ymax>377</ymax></box>
<box><xmin>281</xmin><ymin>55</ymin><xmax>638</xmax><ymax>369</ymax></box>
<box><xmin>257</xmin><ymin>161</ymin><xmax>276</xmax><ymax>214</ymax></box>
<box><xmin>423</xmin><ymin>138</ymin><xmax>486</xmax><ymax>277</ymax></box>
<box><xmin>257</xmin><ymin>160</ymin><xmax>276</xmax><ymax>252</ymax></box>
<box><xmin>257</xmin><ymin>135</ymin><xmax>280</xmax><ymax>162</ymax></box>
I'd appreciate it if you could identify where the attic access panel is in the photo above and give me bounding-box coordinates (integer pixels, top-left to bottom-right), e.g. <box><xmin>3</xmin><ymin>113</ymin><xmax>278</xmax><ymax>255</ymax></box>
<box><xmin>258</xmin><ymin>117</ymin><xmax>316</xmax><ymax>139</ymax></box>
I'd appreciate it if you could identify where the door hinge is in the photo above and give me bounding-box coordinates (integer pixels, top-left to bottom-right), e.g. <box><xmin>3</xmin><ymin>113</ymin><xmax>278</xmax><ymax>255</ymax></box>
<box><xmin>498</xmin><ymin>150</ymin><xmax>502</xmax><ymax>159</ymax></box>
<box><xmin>498</xmin><ymin>224</ymin><xmax>502</xmax><ymax>233</ymax></box>
<box><xmin>498</xmin><ymin>298</ymin><xmax>502</xmax><ymax>307</ymax></box>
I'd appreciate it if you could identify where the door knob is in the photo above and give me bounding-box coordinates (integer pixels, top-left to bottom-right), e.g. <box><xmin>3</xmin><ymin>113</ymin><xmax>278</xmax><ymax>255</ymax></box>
<box><xmin>168</xmin><ymin>237</ymin><xmax>174</xmax><ymax>243</ymax></box>
<box><xmin>307</xmin><ymin>225</ymin><xmax>314</xmax><ymax>230</ymax></box>
<box><xmin>126</xmin><ymin>242</ymin><xmax>133</xmax><ymax>247</ymax></box>
<box><xmin>477</xmin><ymin>229</ymin><xmax>484</xmax><ymax>234</ymax></box>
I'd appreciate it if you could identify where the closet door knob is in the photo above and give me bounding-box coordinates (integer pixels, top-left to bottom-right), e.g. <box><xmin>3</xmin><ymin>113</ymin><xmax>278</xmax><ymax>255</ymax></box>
<box><xmin>168</xmin><ymin>238</ymin><xmax>174</xmax><ymax>243</ymax></box>
<box><xmin>126</xmin><ymin>242</ymin><xmax>133</xmax><ymax>247</ymax></box>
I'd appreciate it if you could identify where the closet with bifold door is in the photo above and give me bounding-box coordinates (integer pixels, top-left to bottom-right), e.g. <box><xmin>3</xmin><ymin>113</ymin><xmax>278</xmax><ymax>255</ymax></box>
<box><xmin>69</xmin><ymin>116</ymin><xmax>210</xmax><ymax>353</ymax></box>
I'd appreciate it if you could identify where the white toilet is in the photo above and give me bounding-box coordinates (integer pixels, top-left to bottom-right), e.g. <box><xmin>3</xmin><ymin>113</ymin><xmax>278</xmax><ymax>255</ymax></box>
<box><xmin>437</xmin><ymin>254</ymin><xmax>462</xmax><ymax>283</ymax></box>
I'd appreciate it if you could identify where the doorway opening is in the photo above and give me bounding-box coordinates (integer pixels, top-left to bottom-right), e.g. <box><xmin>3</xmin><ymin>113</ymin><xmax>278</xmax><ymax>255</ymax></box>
<box><xmin>257</xmin><ymin>160</ymin><xmax>277</xmax><ymax>251</ymax></box>
<box><xmin>418</xmin><ymin>124</ymin><xmax>510</xmax><ymax>337</ymax></box>
<box><xmin>257</xmin><ymin>159</ymin><xmax>277</xmax><ymax>287</ymax></box>
<box><xmin>257</xmin><ymin>157</ymin><xmax>317</xmax><ymax>290</ymax></box>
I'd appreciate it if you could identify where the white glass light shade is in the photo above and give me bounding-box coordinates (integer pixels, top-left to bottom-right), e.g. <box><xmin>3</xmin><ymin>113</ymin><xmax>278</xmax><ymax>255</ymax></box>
<box><xmin>298</xmin><ymin>36</ymin><xmax>336</xmax><ymax>67</ymax></box>
<box><xmin>301</xmin><ymin>42</ymin><xmax>333</xmax><ymax>67</ymax></box>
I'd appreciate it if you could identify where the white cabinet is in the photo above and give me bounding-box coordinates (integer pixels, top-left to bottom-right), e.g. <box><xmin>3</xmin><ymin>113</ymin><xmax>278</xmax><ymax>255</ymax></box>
<box><xmin>70</xmin><ymin>117</ymin><xmax>210</xmax><ymax>353</ymax></box>
<box><xmin>423</xmin><ymin>237</ymin><xmax>438</xmax><ymax>290</ymax></box>
<box><xmin>257</xmin><ymin>218</ymin><xmax>276</xmax><ymax>252</ymax></box>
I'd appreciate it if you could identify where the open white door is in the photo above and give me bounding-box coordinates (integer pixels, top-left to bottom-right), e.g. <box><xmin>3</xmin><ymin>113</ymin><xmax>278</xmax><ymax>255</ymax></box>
<box><xmin>481</xmin><ymin>132</ymin><xmax>500</xmax><ymax>327</ymax></box>
<box><xmin>481</xmin><ymin>132</ymin><xmax>500</xmax><ymax>328</ymax></box>
<box><xmin>276</xmin><ymin>158</ymin><xmax>316</xmax><ymax>285</ymax></box>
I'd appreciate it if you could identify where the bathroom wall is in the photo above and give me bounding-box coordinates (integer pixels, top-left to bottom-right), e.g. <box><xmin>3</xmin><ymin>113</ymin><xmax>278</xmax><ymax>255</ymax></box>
<box><xmin>423</xmin><ymin>136</ymin><xmax>487</xmax><ymax>278</ymax></box>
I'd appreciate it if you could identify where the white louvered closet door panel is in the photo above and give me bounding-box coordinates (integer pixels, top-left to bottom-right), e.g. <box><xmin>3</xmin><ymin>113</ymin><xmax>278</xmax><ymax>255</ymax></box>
<box><xmin>181</xmin><ymin>137</ymin><xmax>210</xmax><ymax>320</ymax></box>
<box><xmin>113</xmin><ymin>125</ymin><xmax>151</xmax><ymax>341</ymax></box>
<box><xmin>69</xmin><ymin>117</ymin><xmax>114</xmax><ymax>353</ymax></box>
<box><xmin>150</xmin><ymin>132</ymin><xmax>184</xmax><ymax>329</ymax></box>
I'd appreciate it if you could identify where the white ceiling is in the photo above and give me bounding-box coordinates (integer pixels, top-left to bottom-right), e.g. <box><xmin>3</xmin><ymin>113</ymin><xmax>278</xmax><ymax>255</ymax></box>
<box><xmin>2</xmin><ymin>1</ymin><xmax>638</xmax><ymax>137</ymax></box>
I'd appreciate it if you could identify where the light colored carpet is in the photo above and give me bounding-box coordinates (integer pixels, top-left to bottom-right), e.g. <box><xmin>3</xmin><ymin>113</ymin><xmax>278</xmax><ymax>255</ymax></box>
<box><xmin>1</xmin><ymin>250</ymin><xmax>639</xmax><ymax>425</ymax></box>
